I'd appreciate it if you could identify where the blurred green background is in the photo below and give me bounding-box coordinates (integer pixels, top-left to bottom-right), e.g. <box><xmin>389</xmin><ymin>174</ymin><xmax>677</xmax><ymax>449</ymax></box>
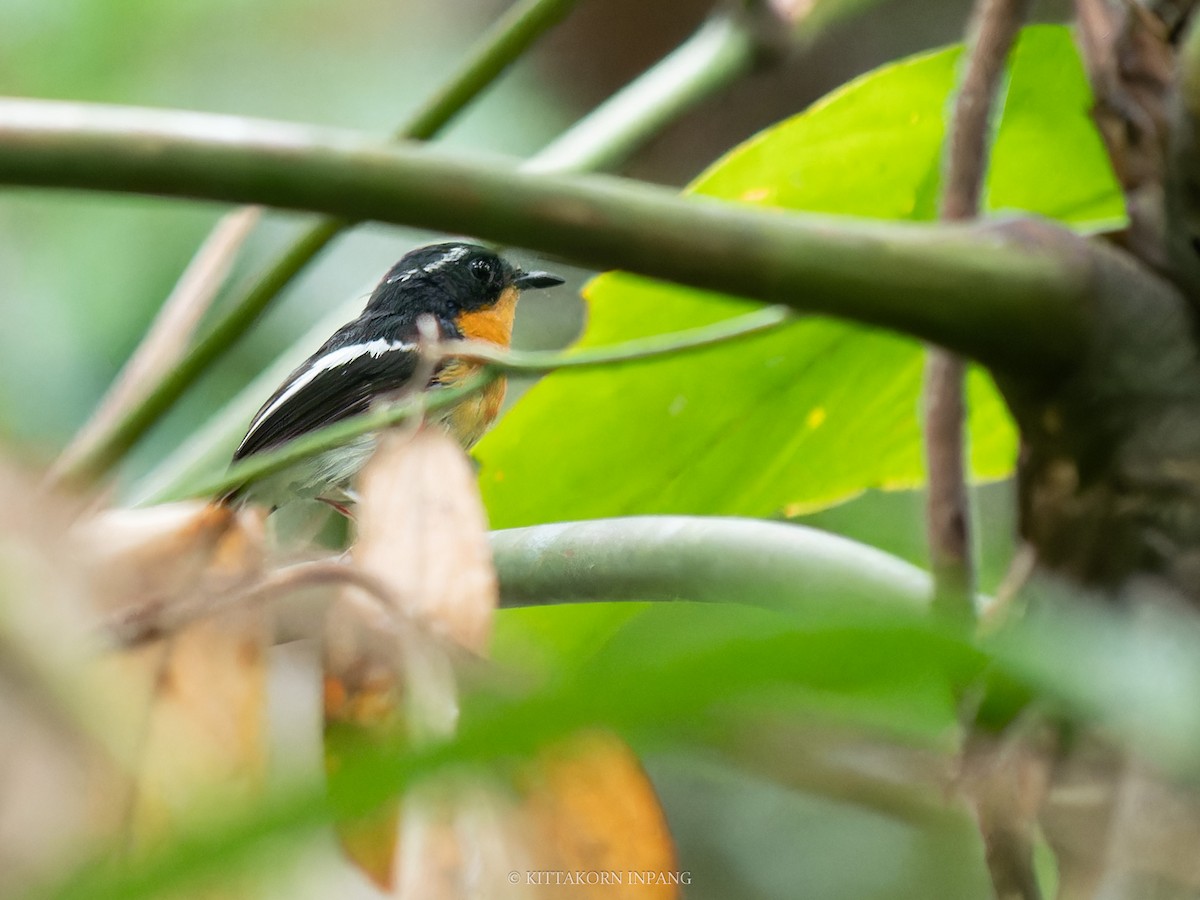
<box><xmin>0</xmin><ymin>0</ymin><xmax>1063</xmax><ymax>464</ymax></box>
<box><xmin>1</xmin><ymin>1</ymin><xmax>1066</xmax><ymax>897</ymax></box>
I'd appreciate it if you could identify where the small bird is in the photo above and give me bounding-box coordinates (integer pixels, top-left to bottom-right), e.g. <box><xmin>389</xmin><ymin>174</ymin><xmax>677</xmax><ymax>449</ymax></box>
<box><xmin>228</xmin><ymin>241</ymin><xmax>563</xmax><ymax>508</ymax></box>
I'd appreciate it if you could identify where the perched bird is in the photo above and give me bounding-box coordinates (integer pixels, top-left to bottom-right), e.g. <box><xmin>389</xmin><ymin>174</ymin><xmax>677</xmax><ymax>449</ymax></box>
<box><xmin>228</xmin><ymin>241</ymin><xmax>563</xmax><ymax>508</ymax></box>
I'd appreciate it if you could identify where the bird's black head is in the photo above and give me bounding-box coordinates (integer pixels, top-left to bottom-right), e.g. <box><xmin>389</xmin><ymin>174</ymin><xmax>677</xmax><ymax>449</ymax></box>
<box><xmin>363</xmin><ymin>242</ymin><xmax>563</xmax><ymax>323</ymax></box>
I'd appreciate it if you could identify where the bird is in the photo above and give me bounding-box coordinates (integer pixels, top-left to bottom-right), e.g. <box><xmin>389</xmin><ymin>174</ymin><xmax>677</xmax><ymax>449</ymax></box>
<box><xmin>226</xmin><ymin>241</ymin><xmax>563</xmax><ymax>509</ymax></box>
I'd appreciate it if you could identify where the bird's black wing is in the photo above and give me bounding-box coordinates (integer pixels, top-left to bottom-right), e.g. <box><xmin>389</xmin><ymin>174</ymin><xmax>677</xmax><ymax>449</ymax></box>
<box><xmin>233</xmin><ymin>322</ymin><xmax>421</xmax><ymax>461</ymax></box>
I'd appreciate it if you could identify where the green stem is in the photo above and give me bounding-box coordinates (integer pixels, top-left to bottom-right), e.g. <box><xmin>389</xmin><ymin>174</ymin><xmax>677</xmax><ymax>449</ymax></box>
<box><xmin>173</xmin><ymin>372</ymin><xmax>492</xmax><ymax>502</ymax></box>
<box><xmin>0</xmin><ymin>100</ymin><xmax>1091</xmax><ymax>377</ymax></box>
<box><xmin>456</xmin><ymin>303</ymin><xmax>791</xmax><ymax>369</ymax></box>
<box><xmin>48</xmin><ymin>0</ymin><xmax>580</xmax><ymax>488</ymax></box>
<box><xmin>489</xmin><ymin>517</ymin><xmax>931</xmax><ymax>610</ymax></box>
<box><xmin>400</xmin><ymin>0</ymin><xmax>580</xmax><ymax>142</ymax></box>
<box><xmin>168</xmin><ymin>306</ymin><xmax>790</xmax><ymax>501</ymax></box>
<box><xmin>527</xmin><ymin>13</ymin><xmax>758</xmax><ymax>174</ymax></box>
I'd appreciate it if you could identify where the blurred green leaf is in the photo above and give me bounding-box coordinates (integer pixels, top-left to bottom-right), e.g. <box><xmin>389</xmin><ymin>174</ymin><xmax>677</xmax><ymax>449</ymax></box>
<box><xmin>477</xmin><ymin>25</ymin><xmax>1122</xmax><ymax>527</ymax></box>
<box><xmin>62</xmin><ymin>583</ymin><xmax>1200</xmax><ymax>900</ymax></box>
<box><xmin>492</xmin><ymin>601</ymin><xmax>649</xmax><ymax>679</ymax></box>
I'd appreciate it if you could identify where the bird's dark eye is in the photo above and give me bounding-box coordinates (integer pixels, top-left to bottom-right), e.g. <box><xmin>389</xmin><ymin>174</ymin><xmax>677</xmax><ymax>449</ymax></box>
<box><xmin>469</xmin><ymin>258</ymin><xmax>493</xmax><ymax>282</ymax></box>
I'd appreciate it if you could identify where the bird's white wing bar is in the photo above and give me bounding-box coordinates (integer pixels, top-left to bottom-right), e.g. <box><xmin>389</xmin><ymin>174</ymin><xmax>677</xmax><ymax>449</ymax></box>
<box><xmin>242</xmin><ymin>338</ymin><xmax>415</xmax><ymax>443</ymax></box>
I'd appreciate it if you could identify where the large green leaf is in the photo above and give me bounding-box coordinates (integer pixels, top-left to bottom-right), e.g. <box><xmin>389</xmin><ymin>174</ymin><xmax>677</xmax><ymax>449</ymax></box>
<box><xmin>478</xmin><ymin>25</ymin><xmax>1123</xmax><ymax>527</ymax></box>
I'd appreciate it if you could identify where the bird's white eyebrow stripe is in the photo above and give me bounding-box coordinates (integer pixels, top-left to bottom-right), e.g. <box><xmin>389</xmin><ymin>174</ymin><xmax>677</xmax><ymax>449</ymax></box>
<box><xmin>386</xmin><ymin>246</ymin><xmax>472</xmax><ymax>283</ymax></box>
<box><xmin>423</xmin><ymin>245</ymin><xmax>470</xmax><ymax>274</ymax></box>
<box><xmin>243</xmin><ymin>338</ymin><xmax>416</xmax><ymax>441</ymax></box>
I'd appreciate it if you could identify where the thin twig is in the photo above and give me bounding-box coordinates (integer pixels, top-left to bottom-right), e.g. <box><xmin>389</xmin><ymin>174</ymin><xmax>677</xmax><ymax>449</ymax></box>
<box><xmin>526</xmin><ymin>13</ymin><xmax>758</xmax><ymax>174</ymax></box>
<box><xmin>102</xmin><ymin>559</ymin><xmax>397</xmax><ymax>649</ymax></box>
<box><xmin>934</xmin><ymin>5</ymin><xmax>1038</xmax><ymax>899</ymax></box>
<box><xmin>925</xmin><ymin>0</ymin><xmax>1031</xmax><ymax>622</ymax></box>
<box><xmin>180</xmin><ymin>373</ymin><xmax>494</xmax><ymax>503</ymax></box>
<box><xmin>449</xmin><ymin>304</ymin><xmax>790</xmax><ymax>369</ymax></box>
<box><xmin>53</xmin><ymin>0</ymin><xmax>582</xmax><ymax>490</ymax></box>
<box><xmin>165</xmin><ymin>306</ymin><xmax>792</xmax><ymax>502</ymax></box>
<box><xmin>47</xmin><ymin>206</ymin><xmax>260</xmax><ymax>486</ymax></box>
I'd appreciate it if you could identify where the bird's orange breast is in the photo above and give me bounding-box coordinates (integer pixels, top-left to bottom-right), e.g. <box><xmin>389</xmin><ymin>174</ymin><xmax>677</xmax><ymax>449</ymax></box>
<box><xmin>454</xmin><ymin>285</ymin><xmax>519</xmax><ymax>347</ymax></box>
<box><xmin>435</xmin><ymin>359</ymin><xmax>506</xmax><ymax>448</ymax></box>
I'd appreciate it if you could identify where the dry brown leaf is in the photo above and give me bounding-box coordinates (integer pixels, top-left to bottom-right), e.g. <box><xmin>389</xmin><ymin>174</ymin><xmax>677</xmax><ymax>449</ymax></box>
<box><xmin>70</xmin><ymin>500</ymin><xmax>271</xmax><ymax>858</ymax></box>
<box><xmin>352</xmin><ymin>426</ymin><xmax>498</xmax><ymax>653</ymax></box>
<box><xmin>0</xmin><ymin>462</ymin><xmax>175</xmax><ymax>891</ymax></box>
<box><xmin>118</xmin><ymin>607</ymin><xmax>270</xmax><ymax>849</ymax></box>
<box><xmin>324</xmin><ymin>427</ymin><xmax>491</xmax><ymax>888</ymax></box>
<box><xmin>324</xmin><ymin>425</ymin><xmax>496</xmax><ymax>756</ymax></box>
<box><xmin>324</xmin><ymin>427</ymin><xmax>678</xmax><ymax>895</ymax></box>
<box><xmin>75</xmin><ymin>501</ymin><xmax>266</xmax><ymax>622</ymax></box>
<box><xmin>517</xmin><ymin>730</ymin><xmax>681</xmax><ymax>900</ymax></box>
<box><xmin>340</xmin><ymin>733</ymin><xmax>680</xmax><ymax>900</ymax></box>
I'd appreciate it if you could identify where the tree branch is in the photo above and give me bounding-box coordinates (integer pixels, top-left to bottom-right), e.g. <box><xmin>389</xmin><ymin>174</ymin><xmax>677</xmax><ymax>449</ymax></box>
<box><xmin>452</xmin><ymin>304</ymin><xmax>790</xmax><ymax>369</ymax></box>
<box><xmin>526</xmin><ymin>12</ymin><xmax>758</xmax><ymax>174</ymax></box>
<box><xmin>399</xmin><ymin>0</ymin><xmax>582</xmax><ymax>143</ymax></box>
<box><xmin>925</xmin><ymin>0</ymin><xmax>1030</xmax><ymax>622</ymax></box>
<box><xmin>171</xmin><ymin>372</ymin><xmax>492</xmax><ymax>502</ymax></box>
<box><xmin>47</xmin><ymin>206</ymin><xmax>260</xmax><ymax>485</ymax></box>
<box><xmin>489</xmin><ymin>516</ymin><xmax>931</xmax><ymax>610</ymax></box>
<box><xmin>0</xmin><ymin>100</ymin><xmax>1092</xmax><ymax>385</ymax></box>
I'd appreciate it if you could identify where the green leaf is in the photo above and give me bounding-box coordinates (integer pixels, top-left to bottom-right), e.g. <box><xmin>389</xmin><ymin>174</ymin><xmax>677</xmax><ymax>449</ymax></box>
<box><xmin>478</xmin><ymin>25</ymin><xmax>1122</xmax><ymax>527</ymax></box>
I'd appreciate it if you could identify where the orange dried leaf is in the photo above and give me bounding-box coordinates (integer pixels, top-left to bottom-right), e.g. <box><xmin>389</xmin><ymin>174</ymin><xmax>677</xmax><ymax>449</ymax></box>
<box><xmin>326</xmin><ymin>426</ymin><xmax>498</xmax><ymax>887</ymax></box>
<box><xmin>352</xmin><ymin>427</ymin><xmax>498</xmax><ymax>653</ymax></box>
<box><xmin>326</xmin><ymin>430</ymin><xmax>677</xmax><ymax>894</ymax></box>
<box><xmin>122</xmin><ymin>607</ymin><xmax>270</xmax><ymax>848</ymax></box>
<box><xmin>518</xmin><ymin>731</ymin><xmax>680</xmax><ymax>900</ymax></box>
<box><xmin>76</xmin><ymin>501</ymin><xmax>266</xmax><ymax>619</ymax></box>
<box><xmin>68</xmin><ymin>501</ymin><xmax>273</xmax><ymax>846</ymax></box>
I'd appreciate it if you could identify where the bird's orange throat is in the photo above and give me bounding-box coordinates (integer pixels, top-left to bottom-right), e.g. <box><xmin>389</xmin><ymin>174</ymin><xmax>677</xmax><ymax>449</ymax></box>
<box><xmin>455</xmin><ymin>285</ymin><xmax>519</xmax><ymax>347</ymax></box>
<box><xmin>440</xmin><ymin>285</ymin><xmax>519</xmax><ymax>446</ymax></box>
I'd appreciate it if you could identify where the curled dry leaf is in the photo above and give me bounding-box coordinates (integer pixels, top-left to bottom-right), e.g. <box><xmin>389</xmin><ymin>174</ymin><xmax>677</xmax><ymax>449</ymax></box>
<box><xmin>74</xmin><ymin>500</ymin><xmax>266</xmax><ymax>622</ymax></box>
<box><xmin>0</xmin><ymin>461</ymin><xmax>116</xmax><ymax>893</ymax></box>
<box><xmin>516</xmin><ymin>730</ymin><xmax>680</xmax><ymax>900</ymax></box>
<box><xmin>326</xmin><ymin>425</ymin><xmax>498</xmax><ymax>749</ymax></box>
<box><xmin>108</xmin><ymin>606</ymin><xmax>271</xmax><ymax>852</ymax></box>
<box><xmin>382</xmin><ymin>733</ymin><xmax>679</xmax><ymax>900</ymax></box>
<box><xmin>325</xmin><ymin>428</ymin><xmax>678</xmax><ymax>896</ymax></box>
<box><xmin>0</xmin><ymin>462</ymin><xmax>274</xmax><ymax>891</ymax></box>
<box><xmin>325</xmin><ymin>427</ymin><xmax>496</xmax><ymax>888</ymax></box>
<box><xmin>352</xmin><ymin>426</ymin><xmax>498</xmax><ymax>654</ymax></box>
<box><xmin>72</xmin><ymin>500</ymin><xmax>271</xmax><ymax>852</ymax></box>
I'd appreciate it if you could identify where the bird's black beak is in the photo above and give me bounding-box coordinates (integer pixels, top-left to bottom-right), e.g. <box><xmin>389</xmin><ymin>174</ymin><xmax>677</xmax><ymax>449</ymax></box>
<box><xmin>512</xmin><ymin>269</ymin><xmax>565</xmax><ymax>290</ymax></box>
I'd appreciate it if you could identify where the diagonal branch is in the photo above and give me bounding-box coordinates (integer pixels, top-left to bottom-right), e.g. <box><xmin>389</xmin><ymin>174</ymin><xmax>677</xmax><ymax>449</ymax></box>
<box><xmin>47</xmin><ymin>206</ymin><xmax>260</xmax><ymax>484</ymax></box>
<box><xmin>925</xmin><ymin>0</ymin><xmax>1031</xmax><ymax>622</ymax></box>
<box><xmin>0</xmin><ymin>99</ymin><xmax>1093</xmax><ymax>392</ymax></box>
<box><xmin>526</xmin><ymin>12</ymin><xmax>759</xmax><ymax>174</ymax></box>
<box><xmin>46</xmin><ymin>0</ymin><xmax>583</xmax><ymax>490</ymax></box>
